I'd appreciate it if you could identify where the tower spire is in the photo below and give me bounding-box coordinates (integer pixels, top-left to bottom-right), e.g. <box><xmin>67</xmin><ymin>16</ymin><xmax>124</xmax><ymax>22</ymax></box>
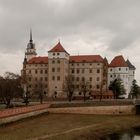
<box><xmin>30</xmin><ymin>28</ymin><xmax>33</xmax><ymax>42</ymax></box>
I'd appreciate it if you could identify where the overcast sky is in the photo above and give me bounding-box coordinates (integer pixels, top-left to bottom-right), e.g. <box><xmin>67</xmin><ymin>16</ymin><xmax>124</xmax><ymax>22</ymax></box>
<box><xmin>0</xmin><ymin>0</ymin><xmax>140</xmax><ymax>83</ymax></box>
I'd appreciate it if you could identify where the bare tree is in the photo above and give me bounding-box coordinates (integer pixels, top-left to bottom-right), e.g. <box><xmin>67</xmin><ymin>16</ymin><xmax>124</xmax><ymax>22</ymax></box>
<box><xmin>99</xmin><ymin>58</ymin><xmax>108</xmax><ymax>101</ymax></box>
<box><xmin>32</xmin><ymin>80</ymin><xmax>45</xmax><ymax>104</ymax></box>
<box><xmin>99</xmin><ymin>79</ymin><xmax>107</xmax><ymax>101</ymax></box>
<box><xmin>80</xmin><ymin>80</ymin><xmax>91</xmax><ymax>102</ymax></box>
<box><xmin>0</xmin><ymin>72</ymin><xmax>23</xmax><ymax>108</ymax></box>
<box><xmin>64</xmin><ymin>75</ymin><xmax>75</xmax><ymax>102</ymax></box>
<box><xmin>21</xmin><ymin>69</ymin><xmax>32</xmax><ymax>106</ymax></box>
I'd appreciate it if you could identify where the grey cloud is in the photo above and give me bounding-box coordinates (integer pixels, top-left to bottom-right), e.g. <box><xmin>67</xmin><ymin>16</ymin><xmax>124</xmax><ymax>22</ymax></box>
<box><xmin>0</xmin><ymin>0</ymin><xmax>140</xmax><ymax>53</ymax></box>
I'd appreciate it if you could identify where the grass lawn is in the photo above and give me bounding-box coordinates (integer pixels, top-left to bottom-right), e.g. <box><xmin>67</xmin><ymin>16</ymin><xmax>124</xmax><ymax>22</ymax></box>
<box><xmin>0</xmin><ymin>113</ymin><xmax>140</xmax><ymax>140</ymax></box>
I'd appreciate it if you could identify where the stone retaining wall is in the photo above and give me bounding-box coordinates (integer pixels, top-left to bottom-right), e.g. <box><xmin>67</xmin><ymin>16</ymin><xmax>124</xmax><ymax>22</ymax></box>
<box><xmin>0</xmin><ymin>103</ymin><xmax>50</xmax><ymax>118</ymax></box>
<box><xmin>48</xmin><ymin>105</ymin><xmax>135</xmax><ymax>115</ymax></box>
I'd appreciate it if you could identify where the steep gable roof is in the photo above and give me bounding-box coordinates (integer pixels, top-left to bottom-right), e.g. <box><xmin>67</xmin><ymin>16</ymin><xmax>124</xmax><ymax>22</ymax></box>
<box><xmin>70</xmin><ymin>55</ymin><xmax>104</xmax><ymax>63</ymax></box>
<box><xmin>126</xmin><ymin>59</ymin><xmax>136</xmax><ymax>70</ymax></box>
<box><xmin>109</xmin><ymin>55</ymin><xmax>128</xmax><ymax>67</ymax></box>
<box><xmin>48</xmin><ymin>42</ymin><xmax>69</xmax><ymax>54</ymax></box>
<box><xmin>27</xmin><ymin>56</ymin><xmax>48</xmax><ymax>64</ymax></box>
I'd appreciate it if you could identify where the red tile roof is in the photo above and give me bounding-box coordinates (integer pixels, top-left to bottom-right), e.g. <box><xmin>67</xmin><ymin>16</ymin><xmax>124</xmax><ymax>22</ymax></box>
<box><xmin>48</xmin><ymin>42</ymin><xmax>69</xmax><ymax>54</ymax></box>
<box><xmin>70</xmin><ymin>55</ymin><xmax>104</xmax><ymax>63</ymax></box>
<box><xmin>27</xmin><ymin>56</ymin><xmax>48</xmax><ymax>64</ymax></box>
<box><xmin>109</xmin><ymin>55</ymin><xmax>128</xmax><ymax>67</ymax></box>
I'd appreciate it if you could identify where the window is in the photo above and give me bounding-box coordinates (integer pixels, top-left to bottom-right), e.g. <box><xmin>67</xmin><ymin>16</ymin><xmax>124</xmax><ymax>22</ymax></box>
<box><xmin>52</xmin><ymin>76</ymin><xmax>55</xmax><ymax>80</ymax></box>
<box><xmin>71</xmin><ymin>69</ymin><xmax>74</xmax><ymax>73</ymax></box>
<box><xmin>90</xmin><ymin>85</ymin><xmax>92</xmax><ymax>89</ymax></box>
<box><xmin>40</xmin><ymin>77</ymin><xmax>43</xmax><ymax>81</ymax></box>
<box><xmin>57</xmin><ymin>53</ymin><xmax>60</xmax><ymax>55</ymax></box>
<box><xmin>89</xmin><ymin>77</ymin><xmax>92</xmax><ymax>81</ymax></box>
<box><xmin>76</xmin><ymin>77</ymin><xmax>79</xmax><ymax>81</ymax></box>
<box><xmin>90</xmin><ymin>63</ymin><xmax>92</xmax><ymax>66</ymax></box>
<box><xmin>40</xmin><ymin>70</ymin><xmax>43</xmax><ymax>74</ymax></box>
<box><xmin>110</xmin><ymin>75</ymin><xmax>112</xmax><ymax>78</ymax></box>
<box><xmin>35</xmin><ymin>77</ymin><xmax>37</xmax><ymax>81</ymax></box>
<box><xmin>45</xmin><ymin>77</ymin><xmax>47</xmax><ymax>81</ymax></box>
<box><xmin>57</xmin><ymin>76</ymin><xmax>60</xmax><ymax>81</ymax></box>
<box><xmin>45</xmin><ymin>70</ymin><xmax>47</xmax><ymax>74</ymax></box>
<box><xmin>97</xmin><ymin>77</ymin><xmax>100</xmax><ymax>81</ymax></box>
<box><xmin>77</xmin><ymin>63</ymin><xmax>79</xmax><ymax>66</ymax></box>
<box><xmin>82</xmin><ymin>85</ymin><xmax>85</xmax><ymax>88</ymax></box>
<box><xmin>53</xmin><ymin>53</ymin><xmax>55</xmax><ymax>56</ymax></box>
<box><xmin>35</xmin><ymin>70</ymin><xmax>38</xmax><ymax>74</ymax></box>
<box><xmin>97</xmin><ymin>69</ymin><xmax>100</xmax><ymax>73</ymax></box>
<box><xmin>77</xmin><ymin>69</ymin><xmax>80</xmax><ymax>74</ymax></box>
<box><xmin>126</xmin><ymin>68</ymin><xmax>128</xmax><ymax>71</ymax></box>
<box><xmin>110</xmin><ymin>69</ymin><xmax>112</xmax><ymax>71</ymax></box>
<box><xmin>82</xmin><ymin>63</ymin><xmax>85</xmax><ymax>66</ymax></box>
<box><xmin>52</xmin><ymin>60</ymin><xmax>55</xmax><ymax>64</ymax></box>
<box><xmin>82</xmin><ymin>77</ymin><xmax>85</xmax><ymax>81</ymax></box>
<box><xmin>96</xmin><ymin>85</ymin><xmax>100</xmax><ymax>89</ymax></box>
<box><xmin>72</xmin><ymin>77</ymin><xmax>75</xmax><ymax>81</ymax></box>
<box><xmin>82</xmin><ymin>69</ymin><xmax>85</xmax><ymax>73</ymax></box>
<box><xmin>29</xmin><ymin>70</ymin><xmax>31</xmax><ymax>74</ymax></box>
<box><xmin>89</xmin><ymin>69</ymin><xmax>92</xmax><ymax>73</ymax></box>
<box><xmin>52</xmin><ymin>68</ymin><xmax>55</xmax><ymax>72</ymax></box>
<box><xmin>119</xmin><ymin>68</ymin><xmax>121</xmax><ymax>71</ymax></box>
<box><xmin>97</xmin><ymin>63</ymin><xmax>100</xmax><ymax>65</ymax></box>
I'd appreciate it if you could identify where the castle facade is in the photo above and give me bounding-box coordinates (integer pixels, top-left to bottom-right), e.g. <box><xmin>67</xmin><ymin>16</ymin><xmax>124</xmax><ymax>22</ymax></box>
<box><xmin>21</xmin><ymin>32</ymin><xmax>135</xmax><ymax>99</ymax></box>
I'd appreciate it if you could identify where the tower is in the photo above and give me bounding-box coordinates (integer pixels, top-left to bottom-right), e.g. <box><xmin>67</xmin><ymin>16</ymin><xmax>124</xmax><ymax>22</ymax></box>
<box><xmin>48</xmin><ymin>41</ymin><xmax>70</xmax><ymax>97</ymax></box>
<box><xmin>25</xmin><ymin>29</ymin><xmax>37</xmax><ymax>61</ymax></box>
<box><xmin>126</xmin><ymin>59</ymin><xmax>136</xmax><ymax>94</ymax></box>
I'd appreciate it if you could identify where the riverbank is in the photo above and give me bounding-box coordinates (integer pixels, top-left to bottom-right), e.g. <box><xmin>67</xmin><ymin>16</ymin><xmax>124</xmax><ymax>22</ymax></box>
<box><xmin>0</xmin><ymin>114</ymin><xmax>140</xmax><ymax>140</ymax></box>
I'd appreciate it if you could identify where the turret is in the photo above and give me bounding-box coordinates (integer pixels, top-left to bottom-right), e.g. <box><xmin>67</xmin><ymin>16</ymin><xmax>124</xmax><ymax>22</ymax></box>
<box><xmin>25</xmin><ymin>29</ymin><xmax>37</xmax><ymax>61</ymax></box>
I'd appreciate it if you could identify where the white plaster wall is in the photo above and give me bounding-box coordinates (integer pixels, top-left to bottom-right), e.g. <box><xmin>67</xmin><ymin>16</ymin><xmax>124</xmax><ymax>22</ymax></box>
<box><xmin>48</xmin><ymin>52</ymin><xmax>69</xmax><ymax>60</ymax></box>
<box><xmin>108</xmin><ymin>67</ymin><xmax>129</xmax><ymax>98</ymax></box>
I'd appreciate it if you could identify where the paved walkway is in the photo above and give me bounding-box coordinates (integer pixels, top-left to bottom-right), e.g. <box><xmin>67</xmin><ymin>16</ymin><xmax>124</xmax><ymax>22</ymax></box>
<box><xmin>0</xmin><ymin>103</ymin><xmax>50</xmax><ymax>118</ymax></box>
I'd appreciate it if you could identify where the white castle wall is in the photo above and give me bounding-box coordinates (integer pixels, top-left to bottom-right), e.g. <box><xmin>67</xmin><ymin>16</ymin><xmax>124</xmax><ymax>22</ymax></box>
<box><xmin>108</xmin><ymin>67</ymin><xmax>129</xmax><ymax>98</ymax></box>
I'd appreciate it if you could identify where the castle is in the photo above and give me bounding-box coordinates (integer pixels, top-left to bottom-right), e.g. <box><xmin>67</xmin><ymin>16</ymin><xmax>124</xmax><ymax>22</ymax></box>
<box><xmin>21</xmin><ymin>31</ymin><xmax>135</xmax><ymax>99</ymax></box>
